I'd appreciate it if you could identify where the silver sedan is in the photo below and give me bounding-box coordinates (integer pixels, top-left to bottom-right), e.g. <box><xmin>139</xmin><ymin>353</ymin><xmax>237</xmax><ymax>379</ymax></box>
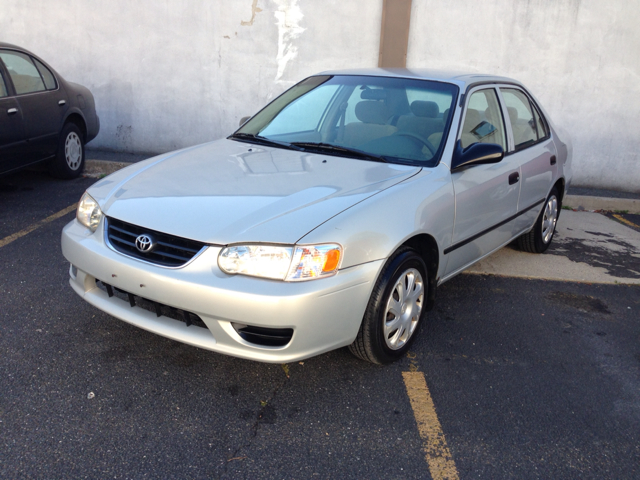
<box><xmin>62</xmin><ymin>70</ymin><xmax>572</xmax><ymax>364</ymax></box>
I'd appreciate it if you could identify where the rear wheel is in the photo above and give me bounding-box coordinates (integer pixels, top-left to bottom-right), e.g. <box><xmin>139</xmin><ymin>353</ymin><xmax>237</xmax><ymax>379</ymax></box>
<box><xmin>517</xmin><ymin>187</ymin><xmax>560</xmax><ymax>253</ymax></box>
<box><xmin>349</xmin><ymin>247</ymin><xmax>427</xmax><ymax>364</ymax></box>
<box><xmin>49</xmin><ymin>122</ymin><xmax>85</xmax><ymax>179</ymax></box>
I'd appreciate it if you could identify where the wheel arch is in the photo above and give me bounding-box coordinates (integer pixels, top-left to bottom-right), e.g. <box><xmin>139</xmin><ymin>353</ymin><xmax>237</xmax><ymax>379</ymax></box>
<box><xmin>63</xmin><ymin>112</ymin><xmax>88</xmax><ymax>142</ymax></box>
<box><xmin>401</xmin><ymin>233</ymin><xmax>439</xmax><ymax>311</ymax></box>
<box><xmin>553</xmin><ymin>177</ymin><xmax>566</xmax><ymax>204</ymax></box>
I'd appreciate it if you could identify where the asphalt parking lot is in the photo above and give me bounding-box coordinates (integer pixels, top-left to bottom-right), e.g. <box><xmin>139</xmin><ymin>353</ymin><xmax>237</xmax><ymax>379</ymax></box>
<box><xmin>1</xmin><ymin>168</ymin><xmax>639</xmax><ymax>479</ymax></box>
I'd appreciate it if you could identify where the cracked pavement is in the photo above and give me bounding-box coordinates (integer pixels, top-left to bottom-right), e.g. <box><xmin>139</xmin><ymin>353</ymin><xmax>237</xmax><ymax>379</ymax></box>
<box><xmin>468</xmin><ymin>209</ymin><xmax>640</xmax><ymax>284</ymax></box>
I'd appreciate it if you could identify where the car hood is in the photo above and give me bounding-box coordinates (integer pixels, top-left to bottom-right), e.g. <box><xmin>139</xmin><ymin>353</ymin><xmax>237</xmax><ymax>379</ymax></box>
<box><xmin>89</xmin><ymin>139</ymin><xmax>421</xmax><ymax>245</ymax></box>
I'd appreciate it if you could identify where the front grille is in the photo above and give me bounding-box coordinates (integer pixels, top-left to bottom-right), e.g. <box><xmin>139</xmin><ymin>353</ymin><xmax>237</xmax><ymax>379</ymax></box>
<box><xmin>232</xmin><ymin>323</ymin><xmax>294</xmax><ymax>347</ymax></box>
<box><xmin>106</xmin><ymin>217</ymin><xmax>206</xmax><ymax>267</ymax></box>
<box><xmin>96</xmin><ymin>280</ymin><xmax>207</xmax><ymax>329</ymax></box>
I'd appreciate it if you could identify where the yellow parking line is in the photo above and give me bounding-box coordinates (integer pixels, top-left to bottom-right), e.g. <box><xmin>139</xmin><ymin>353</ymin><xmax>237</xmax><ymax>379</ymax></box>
<box><xmin>0</xmin><ymin>203</ymin><xmax>77</xmax><ymax>249</ymax></box>
<box><xmin>403</xmin><ymin>371</ymin><xmax>459</xmax><ymax>480</ymax></box>
<box><xmin>613</xmin><ymin>214</ymin><xmax>639</xmax><ymax>229</ymax></box>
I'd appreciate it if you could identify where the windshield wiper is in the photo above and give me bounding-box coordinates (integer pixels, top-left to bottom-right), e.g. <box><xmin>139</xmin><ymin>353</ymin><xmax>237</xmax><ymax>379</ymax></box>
<box><xmin>290</xmin><ymin>142</ymin><xmax>389</xmax><ymax>163</ymax></box>
<box><xmin>228</xmin><ymin>133</ymin><xmax>304</xmax><ymax>151</ymax></box>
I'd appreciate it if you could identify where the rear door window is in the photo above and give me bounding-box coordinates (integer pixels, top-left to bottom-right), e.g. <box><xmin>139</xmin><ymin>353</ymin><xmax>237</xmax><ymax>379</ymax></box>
<box><xmin>0</xmin><ymin>51</ymin><xmax>46</xmax><ymax>95</ymax></box>
<box><xmin>500</xmin><ymin>88</ymin><xmax>538</xmax><ymax>150</ymax></box>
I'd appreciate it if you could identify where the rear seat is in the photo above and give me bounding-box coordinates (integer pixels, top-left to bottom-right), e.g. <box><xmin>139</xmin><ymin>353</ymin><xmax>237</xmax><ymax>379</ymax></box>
<box><xmin>507</xmin><ymin>106</ymin><xmax>536</xmax><ymax>147</ymax></box>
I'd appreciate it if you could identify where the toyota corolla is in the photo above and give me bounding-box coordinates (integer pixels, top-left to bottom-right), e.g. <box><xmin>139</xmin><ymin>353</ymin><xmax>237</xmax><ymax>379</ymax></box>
<box><xmin>61</xmin><ymin>70</ymin><xmax>572</xmax><ymax>364</ymax></box>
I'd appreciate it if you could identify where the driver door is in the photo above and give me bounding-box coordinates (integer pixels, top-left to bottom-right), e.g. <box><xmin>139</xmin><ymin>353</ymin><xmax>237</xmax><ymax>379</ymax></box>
<box><xmin>444</xmin><ymin>87</ymin><xmax>521</xmax><ymax>277</ymax></box>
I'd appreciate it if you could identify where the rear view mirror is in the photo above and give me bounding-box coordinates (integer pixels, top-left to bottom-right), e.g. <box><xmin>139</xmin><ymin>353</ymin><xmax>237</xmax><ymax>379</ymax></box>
<box><xmin>451</xmin><ymin>140</ymin><xmax>504</xmax><ymax>171</ymax></box>
<box><xmin>239</xmin><ymin>116</ymin><xmax>251</xmax><ymax>127</ymax></box>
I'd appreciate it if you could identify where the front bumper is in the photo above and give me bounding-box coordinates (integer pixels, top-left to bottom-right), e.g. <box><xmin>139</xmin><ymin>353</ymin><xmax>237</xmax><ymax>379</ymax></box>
<box><xmin>61</xmin><ymin>219</ymin><xmax>383</xmax><ymax>363</ymax></box>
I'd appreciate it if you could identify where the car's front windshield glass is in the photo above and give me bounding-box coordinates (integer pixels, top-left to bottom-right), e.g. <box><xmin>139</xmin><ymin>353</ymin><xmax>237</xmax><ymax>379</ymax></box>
<box><xmin>232</xmin><ymin>75</ymin><xmax>459</xmax><ymax>166</ymax></box>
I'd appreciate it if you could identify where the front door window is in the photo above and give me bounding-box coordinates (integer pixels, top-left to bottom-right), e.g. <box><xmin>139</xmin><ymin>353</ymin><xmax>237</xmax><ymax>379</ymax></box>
<box><xmin>460</xmin><ymin>89</ymin><xmax>506</xmax><ymax>149</ymax></box>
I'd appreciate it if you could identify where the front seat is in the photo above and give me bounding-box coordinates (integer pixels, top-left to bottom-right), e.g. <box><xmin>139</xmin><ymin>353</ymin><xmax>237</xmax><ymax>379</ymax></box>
<box><xmin>460</xmin><ymin>108</ymin><xmax>482</xmax><ymax>148</ymax></box>
<box><xmin>396</xmin><ymin>100</ymin><xmax>444</xmax><ymax>140</ymax></box>
<box><xmin>342</xmin><ymin>101</ymin><xmax>397</xmax><ymax>147</ymax></box>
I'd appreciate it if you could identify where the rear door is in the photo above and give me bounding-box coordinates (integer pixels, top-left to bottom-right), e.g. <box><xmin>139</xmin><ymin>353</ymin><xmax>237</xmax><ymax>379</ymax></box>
<box><xmin>499</xmin><ymin>87</ymin><xmax>557</xmax><ymax>233</ymax></box>
<box><xmin>0</xmin><ymin>63</ymin><xmax>27</xmax><ymax>173</ymax></box>
<box><xmin>444</xmin><ymin>86</ymin><xmax>521</xmax><ymax>277</ymax></box>
<box><xmin>0</xmin><ymin>50</ymin><xmax>67</xmax><ymax>164</ymax></box>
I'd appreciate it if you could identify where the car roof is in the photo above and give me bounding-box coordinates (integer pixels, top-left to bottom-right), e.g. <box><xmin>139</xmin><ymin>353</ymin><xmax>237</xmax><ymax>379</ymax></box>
<box><xmin>0</xmin><ymin>42</ymin><xmax>61</xmax><ymax>76</ymax></box>
<box><xmin>0</xmin><ymin>42</ymin><xmax>29</xmax><ymax>52</ymax></box>
<box><xmin>0</xmin><ymin>42</ymin><xmax>43</xmax><ymax>61</ymax></box>
<box><xmin>316</xmin><ymin>68</ymin><xmax>523</xmax><ymax>90</ymax></box>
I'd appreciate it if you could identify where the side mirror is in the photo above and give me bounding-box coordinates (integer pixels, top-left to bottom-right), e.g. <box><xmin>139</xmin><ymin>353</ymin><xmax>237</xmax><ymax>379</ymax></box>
<box><xmin>451</xmin><ymin>140</ymin><xmax>504</xmax><ymax>171</ymax></box>
<box><xmin>239</xmin><ymin>116</ymin><xmax>251</xmax><ymax>127</ymax></box>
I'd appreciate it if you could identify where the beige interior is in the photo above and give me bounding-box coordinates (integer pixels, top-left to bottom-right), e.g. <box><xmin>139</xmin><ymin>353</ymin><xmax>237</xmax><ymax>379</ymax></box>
<box><xmin>9</xmin><ymin>72</ymin><xmax>45</xmax><ymax>95</ymax></box>
<box><xmin>342</xmin><ymin>101</ymin><xmax>397</xmax><ymax>147</ymax></box>
<box><xmin>396</xmin><ymin>100</ymin><xmax>444</xmax><ymax>140</ymax></box>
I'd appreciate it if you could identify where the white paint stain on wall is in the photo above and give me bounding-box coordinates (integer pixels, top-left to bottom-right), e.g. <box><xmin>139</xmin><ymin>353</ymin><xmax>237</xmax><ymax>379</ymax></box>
<box><xmin>274</xmin><ymin>0</ymin><xmax>305</xmax><ymax>85</ymax></box>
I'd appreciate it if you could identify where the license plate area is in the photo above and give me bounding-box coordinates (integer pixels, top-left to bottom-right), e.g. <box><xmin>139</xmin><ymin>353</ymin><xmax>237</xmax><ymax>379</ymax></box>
<box><xmin>95</xmin><ymin>279</ymin><xmax>207</xmax><ymax>329</ymax></box>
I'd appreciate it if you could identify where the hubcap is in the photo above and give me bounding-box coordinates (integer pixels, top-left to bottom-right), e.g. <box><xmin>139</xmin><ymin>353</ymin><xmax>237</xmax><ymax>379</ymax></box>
<box><xmin>384</xmin><ymin>268</ymin><xmax>424</xmax><ymax>350</ymax></box>
<box><xmin>65</xmin><ymin>132</ymin><xmax>82</xmax><ymax>170</ymax></box>
<box><xmin>542</xmin><ymin>195</ymin><xmax>558</xmax><ymax>244</ymax></box>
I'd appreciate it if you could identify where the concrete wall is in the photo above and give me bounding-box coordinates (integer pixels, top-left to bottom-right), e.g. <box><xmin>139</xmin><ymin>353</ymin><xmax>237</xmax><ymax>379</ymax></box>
<box><xmin>1</xmin><ymin>0</ymin><xmax>382</xmax><ymax>152</ymax></box>
<box><xmin>1</xmin><ymin>0</ymin><xmax>639</xmax><ymax>192</ymax></box>
<box><xmin>408</xmin><ymin>0</ymin><xmax>640</xmax><ymax>192</ymax></box>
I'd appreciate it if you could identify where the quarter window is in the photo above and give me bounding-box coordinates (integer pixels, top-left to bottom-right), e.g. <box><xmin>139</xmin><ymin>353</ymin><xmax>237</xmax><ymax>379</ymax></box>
<box><xmin>33</xmin><ymin>58</ymin><xmax>57</xmax><ymax>90</ymax></box>
<box><xmin>460</xmin><ymin>88</ymin><xmax>506</xmax><ymax>149</ymax></box>
<box><xmin>532</xmin><ymin>103</ymin><xmax>548</xmax><ymax>139</ymax></box>
<box><xmin>0</xmin><ymin>74</ymin><xmax>7</xmax><ymax>98</ymax></box>
<box><xmin>500</xmin><ymin>88</ymin><xmax>538</xmax><ymax>150</ymax></box>
<box><xmin>0</xmin><ymin>51</ymin><xmax>46</xmax><ymax>95</ymax></box>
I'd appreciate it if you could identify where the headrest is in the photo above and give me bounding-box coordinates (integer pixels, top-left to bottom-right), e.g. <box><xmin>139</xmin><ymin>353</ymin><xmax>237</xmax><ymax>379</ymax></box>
<box><xmin>411</xmin><ymin>101</ymin><xmax>439</xmax><ymax>118</ymax></box>
<box><xmin>360</xmin><ymin>88</ymin><xmax>387</xmax><ymax>100</ymax></box>
<box><xmin>355</xmin><ymin>101</ymin><xmax>388</xmax><ymax>124</ymax></box>
<box><xmin>463</xmin><ymin>109</ymin><xmax>481</xmax><ymax>129</ymax></box>
<box><xmin>443</xmin><ymin>108</ymin><xmax>450</xmax><ymax>119</ymax></box>
<box><xmin>485</xmin><ymin>107</ymin><xmax>498</xmax><ymax>124</ymax></box>
<box><xmin>507</xmin><ymin>107</ymin><xmax>518</xmax><ymax>123</ymax></box>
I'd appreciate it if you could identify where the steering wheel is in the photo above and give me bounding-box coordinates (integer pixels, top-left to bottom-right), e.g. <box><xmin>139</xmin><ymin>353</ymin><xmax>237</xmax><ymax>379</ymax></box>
<box><xmin>393</xmin><ymin>132</ymin><xmax>437</xmax><ymax>155</ymax></box>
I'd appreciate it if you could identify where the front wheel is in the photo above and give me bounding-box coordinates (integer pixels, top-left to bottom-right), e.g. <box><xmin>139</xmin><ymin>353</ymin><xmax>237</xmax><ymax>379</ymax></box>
<box><xmin>517</xmin><ymin>187</ymin><xmax>560</xmax><ymax>253</ymax></box>
<box><xmin>349</xmin><ymin>247</ymin><xmax>428</xmax><ymax>364</ymax></box>
<box><xmin>49</xmin><ymin>123</ymin><xmax>85</xmax><ymax>179</ymax></box>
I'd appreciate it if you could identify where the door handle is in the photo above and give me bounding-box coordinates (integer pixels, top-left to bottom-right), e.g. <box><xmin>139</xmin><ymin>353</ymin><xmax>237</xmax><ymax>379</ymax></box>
<box><xmin>508</xmin><ymin>172</ymin><xmax>520</xmax><ymax>185</ymax></box>
<box><xmin>58</xmin><ymin>100</ymin><xmax>66</xmax><ymax>106</ymax></box>
<box><xmin>550</xmin><ymin>155</ymin><xmax>557</xmax><ymax>165</ymax></box>
<box><xmin>7</xmin><ymin>108</ymin><xmax>18</xmax><ymax>114</ymax></box>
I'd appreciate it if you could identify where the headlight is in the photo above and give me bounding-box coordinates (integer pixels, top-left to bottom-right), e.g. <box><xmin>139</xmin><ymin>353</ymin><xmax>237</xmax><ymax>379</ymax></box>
<box><xmin>76</xmin><ymin>192</ymin><xmax>103</xmax><ymax>232</ymax></box>
<box><xmin>218</xmin><ymin>245</ymin><xmax>294</xmax><ymax>280</ymax></box>
<box><xmin>286</xmin><ymin>244</ymin><xmax>342</xmax><ymax>281</ymax></box>
<box><xmin>218</xmin><ymin>243</ymin><xmax>342</xmax><ymax>281</ymax></box>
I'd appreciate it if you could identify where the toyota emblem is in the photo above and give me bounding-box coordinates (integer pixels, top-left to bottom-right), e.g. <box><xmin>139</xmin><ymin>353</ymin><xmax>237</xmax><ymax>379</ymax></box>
<box><xmin>135</xmin><ymin>234</ymin><xmax>154</xmax><ymax>252</ymax></box>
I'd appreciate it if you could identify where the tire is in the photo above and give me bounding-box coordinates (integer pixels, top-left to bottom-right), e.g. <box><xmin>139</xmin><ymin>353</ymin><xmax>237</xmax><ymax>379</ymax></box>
<box><xmin>49</xmin><ymin>122</ymin><xmax>85</xmax><ymax>179</ymax></box>
<box><xmin>349</xmin><ymin>246</ymin><xmax>428</xmax><ymax>364</ymax></box>
<box><xmin>517</xmin><ymin>187</ymin><xmax>561</xmax><ymax>253</ymax></box>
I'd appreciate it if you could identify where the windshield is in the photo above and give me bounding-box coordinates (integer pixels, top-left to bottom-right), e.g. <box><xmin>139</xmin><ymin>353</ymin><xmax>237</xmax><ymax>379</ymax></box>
<box><xmin>232</xmin><ymin>75</ymin><xmax>459</xmax><ymax>166</ymax></box>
